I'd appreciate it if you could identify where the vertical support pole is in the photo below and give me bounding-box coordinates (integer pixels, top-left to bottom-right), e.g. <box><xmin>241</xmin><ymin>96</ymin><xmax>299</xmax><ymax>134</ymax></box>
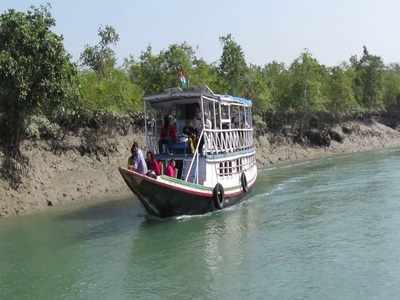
<box><xmin>213</xmin><ymin>101</ymin><xmax>217</xmax><ymax>129</ymax></box>
<box><xmin>238</xmin><ymin>106</ymin><xmax>241</xmax><ymax>128</ymax></box>
<box><xmin>219</xmin><ymin>103</ymin><xmax>222</xmax><ymax>130</ymax></box>
<box><xmin>219</xmin><ymin>103</ymin><xmax>222</xmax><ymax>153</ymax></box>
<box><xmin>249</xmin><ymin>107</ymin><xmax>252</xmax><ymax>127</ymax></box>
<box><xmin>196</xmin><ymin>152</ymin><xmax>199</xmax><ymax>184</ymax></box>
<box><xmin>201</xmin><ymin>96</ymin><xmax>205</xmax><ymax>128</ymax></box>
<box><xmin>144</xmin><ymin>101</ymin><xmax>148</xmax><ymax>151</ymax></box>
<box><xmin>244</xmin><ymin>106</ymin><xmax>247</xmax><ymax>127</ymax></box>
<box><xmin>201</xmin><ymin>96</ymin><xmax>205</xmax><ymax>154</ymax></box>
<box><xmin>213</xmin><ymin>101</ymin><xmax>217</xmax><ymax>154</ymax></box>
<box><xmin>228</xmin><ymin>104</ymin><xmax>231</xmax><ymax>129</ymax></box>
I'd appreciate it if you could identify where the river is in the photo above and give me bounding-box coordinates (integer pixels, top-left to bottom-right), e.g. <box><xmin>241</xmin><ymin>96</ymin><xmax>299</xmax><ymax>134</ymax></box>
<box><xmin>1</xmin><ymin>149</ymin><xmax>400</xmax><ymax>299</ymax></box>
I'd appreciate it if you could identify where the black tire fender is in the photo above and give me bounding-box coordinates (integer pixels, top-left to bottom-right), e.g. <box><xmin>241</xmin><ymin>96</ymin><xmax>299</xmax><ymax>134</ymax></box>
<box><xmin>213</xmin><ymin>183</ymin><xmax>224</xmax><ymax>209</ymax></box>
<box><xmin>241</xmin><ymin>172</ymin><xmax>248</xmax><ymax>192</ymax></box>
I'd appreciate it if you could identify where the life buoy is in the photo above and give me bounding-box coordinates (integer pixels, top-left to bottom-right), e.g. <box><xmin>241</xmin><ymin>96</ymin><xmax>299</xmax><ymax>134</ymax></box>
<box><xmin>213</xmin><ymin>183</ymin><xmax>224</xmax><ymax>209</ymax></box>
<box><xmin>241</xmin><ymin>172</ymin><xmax>248</xmax><ymax>192</ymax></box>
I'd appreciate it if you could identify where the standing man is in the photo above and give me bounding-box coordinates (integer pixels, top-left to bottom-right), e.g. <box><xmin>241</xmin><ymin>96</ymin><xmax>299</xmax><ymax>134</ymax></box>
<box><xmin>128</xmin><ymin>142</ymin><xmax>148</xmax><ymax>174</ymax></box>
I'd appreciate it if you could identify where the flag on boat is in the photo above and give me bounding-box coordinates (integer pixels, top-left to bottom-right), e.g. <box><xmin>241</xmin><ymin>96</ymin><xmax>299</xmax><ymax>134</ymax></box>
<box><xmin>178</xmin><ymin>69</ymin><xmax>188</xmax><ymax>89</ymax></box>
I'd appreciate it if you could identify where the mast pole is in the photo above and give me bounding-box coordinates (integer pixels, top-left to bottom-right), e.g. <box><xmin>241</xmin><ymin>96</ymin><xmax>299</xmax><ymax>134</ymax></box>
<box><xmin>144</xmin><ymin>101</ymin><xmax>148</xmax><ymax>151</ymax></box>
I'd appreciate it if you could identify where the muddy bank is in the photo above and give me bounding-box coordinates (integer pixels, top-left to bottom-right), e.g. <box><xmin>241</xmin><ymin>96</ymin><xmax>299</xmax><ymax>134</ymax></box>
<box><xmin>0</xmin><ymin>129</ymin><xmax>144</xmax><ymax>218</ymax></box>
<box><xmin>256</xmin><ymin>119</ymin><xmax>400</xmax><ymax>167</ymax></box>
<box><xmin>1</xmin><ymin>118</ymin><xmax>400</xmax><ymax>218</ymax></box>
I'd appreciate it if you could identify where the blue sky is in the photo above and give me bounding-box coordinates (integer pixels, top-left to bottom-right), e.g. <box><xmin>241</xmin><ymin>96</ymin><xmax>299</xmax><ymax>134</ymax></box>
<box><xmin>1</xmin><ymin>0</ymin><xmax>399</xmax><ymax>66</ymax></box>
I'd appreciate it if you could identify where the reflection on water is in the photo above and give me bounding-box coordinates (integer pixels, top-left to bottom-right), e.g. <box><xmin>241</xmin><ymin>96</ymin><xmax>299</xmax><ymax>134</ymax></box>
<box><xmin>2</xmin><ymin>149</ymin><xmax>400</xmax><ymax>299</ymax></box>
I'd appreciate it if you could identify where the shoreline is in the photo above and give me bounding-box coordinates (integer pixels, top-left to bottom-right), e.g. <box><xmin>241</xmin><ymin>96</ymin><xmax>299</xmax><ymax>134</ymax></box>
<box><xmin>1</xmin><ymin>118</ymin><xmax>400</xmax><ymax>218</ymax></box>
<box><xmin>255</xmin><ymin>119</ymin><xmax>400</xmax><ymax>168</ymax></box>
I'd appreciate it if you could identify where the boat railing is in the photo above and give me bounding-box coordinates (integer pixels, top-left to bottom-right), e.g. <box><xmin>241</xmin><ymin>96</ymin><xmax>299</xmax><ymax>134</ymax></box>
<box><xmin>185</xmin><ymin>129</ymin><xmax>204</xmax><ymax>184</ymax></box>
<box><xmin>203</xmin><ymin>128</ymin><xmax>254</xmax><ymax>155</ymax></box>
<box><xmin>146</xmin><ymin>135</ymin><xmax>159</xmax><ymax>155</ymax></box>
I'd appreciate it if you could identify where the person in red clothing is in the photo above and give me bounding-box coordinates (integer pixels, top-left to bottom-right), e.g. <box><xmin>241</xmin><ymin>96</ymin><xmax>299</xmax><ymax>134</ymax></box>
<box><xmin>145</xmin><ymin>151</ymin><xmax>161</xmax><ymax>178</ymax></box>
<box><xmin>159</xmin><ymin>115</ymin><xmax>177</xmax><ymax>153</ymax></box>
<box><xmin>165</xmin><ymin>159</ymin><xmax>176</xmax><ymax>178</ymax></box>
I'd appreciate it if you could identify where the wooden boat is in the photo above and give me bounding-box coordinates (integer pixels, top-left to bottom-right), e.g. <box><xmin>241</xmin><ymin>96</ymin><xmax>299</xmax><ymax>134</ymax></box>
<box><xmin>119</xmin><ymin>86</ymin><xmax>257</xmax><ymax>218</ymax></box>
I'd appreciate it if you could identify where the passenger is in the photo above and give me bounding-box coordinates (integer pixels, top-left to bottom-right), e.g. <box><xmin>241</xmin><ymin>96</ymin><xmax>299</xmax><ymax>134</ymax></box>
<box><xmin>187</xmin><ymin>129</ymin><xmax>197</xmax><ymax>154</ymax></box>
<box><xmin>159</xmin><ymin>115</ymin><xmax>177</xmax><ymax>153</ymax></box>
<box><xmin>204</xmin><ymin>112</ymin><xmax>212</xmax><ymax>129</ymax></box>
<box><xmin>128</xmin><ymin>142</ymin><xmax>148</xmax><ymax>174</ymax></box>
<box><xmin>165</xmin><ymin>159</ymin><xmax>177</xmax><ymax>178</ymax></box>
<box><xmin>231</xmin><ymin>116</ymin><xmax>239</xmax><ymax>129</ymax></box>
<box><xmin>146</xmin><ymin>151</ymin><xmax>161</xmax><ymax>176</ymax></box>
<box><xmin>190</xmin><ymin>105</ymin><xmax>203</xmax><ymax>135</ymax></box>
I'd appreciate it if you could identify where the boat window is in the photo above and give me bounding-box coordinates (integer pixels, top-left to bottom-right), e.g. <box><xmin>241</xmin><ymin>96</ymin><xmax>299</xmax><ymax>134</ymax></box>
<box><xmin>231</xmin><ymin>106</ymin><xmax>240</xmax><ymax>129</ymax></box>
<box><xmin>216</xmin><ymin>104</ymin><xmax>221</xmax><ymax>129</ymax></box>
<box><xmin>217</xmin><ymin>155</ymin><xmax>255</xmax><ymax>178</ymax></box>
<box><xmin>248</xmin><ymin>108</ymin><xmax>253</xmax><ymax>127</ymax></box>
<box><xmin>203</xmin><ymin>99</ymin><xmax>214</xmax><ymax>129</ymax></box>
<box><xmin>146</xmin><ymin>99</ymin><xmax>204</xmax><ymax>155</ymax></box>
<box><xmin>236</xmin><ymin>158</ymin><xmax>242</xmax><ymax>173</ymax></box>
<box><xmin>220</xmin><ymin>105</ymin><xmax>231</xmax><ymax>129</ymax></box>
<box><xmin>244</xmin><ymin>107</ymin><xmax>252</xmax><ymax>128</ymax></box>
<box><xmin>241</xmin><ymin>107</ymin><xmax>251</xmax><ymax>129</ymax></box>
<box><xmin>221</xmin><ymin>104</ymin><xmax>229</xmax><ymax>120</ymax></box>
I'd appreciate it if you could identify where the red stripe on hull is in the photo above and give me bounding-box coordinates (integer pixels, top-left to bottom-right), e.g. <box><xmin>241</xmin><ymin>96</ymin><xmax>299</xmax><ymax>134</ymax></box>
<box><xmin>119</xmin><ymin>167</ymin><xmax>257</xmax><ymax>217</ymax></box>
<box><xmin>119</xmin><ymin>168</ymin><xmax>212</xmax><ymax>198</ymax></box>
<box><xmin>119</xmin><ymin>168</ymin><xmax>257</xmax><ymax>199</ymax></box>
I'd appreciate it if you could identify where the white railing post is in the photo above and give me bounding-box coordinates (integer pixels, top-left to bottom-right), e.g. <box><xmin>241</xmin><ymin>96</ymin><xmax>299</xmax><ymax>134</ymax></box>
<box><xmin>185</xmin><ymin>129</ymin><xmax>204</xmax><ymax>182</ymax></box>
<box><xmin>199</xmin><ymin>128</ymin><xmax>253</xmax><ymax>155</ymax></box>
<box><xmin>196</xmin><ymin>151</ymin><xmax>199</xmax><ymax>184</ymax></box>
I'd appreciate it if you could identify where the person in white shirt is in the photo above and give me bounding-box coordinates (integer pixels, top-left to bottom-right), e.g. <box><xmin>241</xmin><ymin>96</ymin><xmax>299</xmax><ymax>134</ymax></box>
<box><xmin>128</xmin><ymin>142</ymin><xmax>148</xmax><ymax>174</ymax></box>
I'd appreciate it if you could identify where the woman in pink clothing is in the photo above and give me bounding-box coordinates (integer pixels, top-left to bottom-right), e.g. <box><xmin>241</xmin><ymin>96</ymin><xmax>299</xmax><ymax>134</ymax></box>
<box><xmin>165</xmin><ymin>159</ymin><xmax>176</xmax><ymax>178</ymax></box>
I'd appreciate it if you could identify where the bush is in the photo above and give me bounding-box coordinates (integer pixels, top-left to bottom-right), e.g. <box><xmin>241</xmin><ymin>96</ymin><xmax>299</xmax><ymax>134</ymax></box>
<box><xmin>0</xmin><ymin>5</ymin><xmax>77</xmax><ymax>151</ymax></box>
<box><xmin>25</xmin><ymin>115</ymin><xmax>61</xmax><ymax>140</ymax></box>
<box><xmin>79</xmin><ymin>69</ymin><xmax>143</xmax><ymax>113</ymax></box>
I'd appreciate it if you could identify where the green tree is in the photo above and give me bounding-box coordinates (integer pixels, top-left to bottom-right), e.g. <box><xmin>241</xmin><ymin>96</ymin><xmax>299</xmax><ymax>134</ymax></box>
<box><xmin>160</xmin><ymin>42</ymin><xmax>195</xmax><ymax>88</ymax></box>
<box><xmin>127</xmin><ymin>46</ymin><xmax>166</xmax><ymax>94</ymax></box>
<box><xmin>79</xmin><ymin>69</ymin><xmax>143</xmax><ymax>112</ymax></box>
<box><xmin>326</xmin><ymin>66</ymin><xmax>357</xmax><ymax>115</ymax></box>
<box><xmin>127</xmin><ymin>43</ymin><xmax>200</xmax><ymax>94</ymax></box>
<box><xmin>218</xmin><ymin>34</ymin><xmax>248</xmax><ymax>95</ymax></box>
<box><xmin>285</xmin><ymin>51</ymin><xmax>328</xmax><ymax>112</ymax></box>
<box><xmin>242</xmin><ymin>65</ymin><xmax>272</xmax><ymax>114</ymax></box>
<box><xmin>382</xmin><ymin>64</ymin><xmax>400</xmax><ymax>108</ymax></box>
<box><xmin>352</xmin><ymin>46</ymin><xmax>385</xmax><ymax>110</ymax></box>
<box><xmin>190</xmin><ymin>59</ymin><xmax>222</xmax><ymax>93</ymax></box>
<box><xmin>80</xmin><ymin>25</ymin><xmax>119</xmax><ymax>77</ymax></box>
<box><xmin>263</xmin><ymin>61</ymin><xmax>290</xmax><ymax>111</ymax></box>
<box><xmin>0</xmin><ymin>5</ymin><xmax>77</xmax><ymax>154</ymax></box>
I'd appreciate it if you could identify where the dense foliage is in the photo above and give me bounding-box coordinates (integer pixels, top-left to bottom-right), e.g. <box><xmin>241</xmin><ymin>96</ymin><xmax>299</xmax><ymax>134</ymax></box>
<box><xmin>2</xmin><ymin>6</ymin><xmax>400</xmax><ymax>147</ymax></box>
<box><xmin>0</xmin><ymin>5</ymin><xmax>77</xmax><ymax>152</ymax></box>
<box><xmin>78</xmin><ymin>69</ymin><xmax>142</xmax><ymax>112</ymax></box>
<box><xmin>79</xmin><ymin>26</ymin><xmax>142</xmax><ymax>112</ymax></box>
<box><xmin>123</xmin><ymin>36</ymin><xmax>400</xmax><ymax>116</ymax></box>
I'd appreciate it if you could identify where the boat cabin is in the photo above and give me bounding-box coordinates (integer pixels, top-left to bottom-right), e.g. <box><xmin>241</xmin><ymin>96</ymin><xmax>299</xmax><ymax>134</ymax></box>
<box><xmin>144</xmin><ymin>86</ymin><xmax>256</xmax><ymax>189</ymax></box>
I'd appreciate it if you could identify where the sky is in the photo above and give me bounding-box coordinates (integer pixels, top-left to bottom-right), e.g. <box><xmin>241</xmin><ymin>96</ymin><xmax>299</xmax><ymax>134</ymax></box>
<box><xmin>1</xmin><ymin>0</ymin><xmax>399</xmax><ymax>67</ymax></box>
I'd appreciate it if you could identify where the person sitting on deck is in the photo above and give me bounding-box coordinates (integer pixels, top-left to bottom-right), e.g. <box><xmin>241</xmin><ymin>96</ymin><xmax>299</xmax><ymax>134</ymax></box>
<box><xmin>128</xmin><ymin>142</ymin><xmax>148</xmax><ymax>174</ymax></box>
<box><xmin>165</xmin><ymin>159</ymin><xmax>177</xmax><ymax>178</ymax></box>
<box><xmin>159</xmin><ymin>115</ymin><xmax>177</xmax><ymax>153</ymax></box>
<box><xmin>146</xmin><ymin>151</ymin><xmax>162</xmax><ymax>177</ymax></box>
<box><xmin>204</xmin><ymin>112</ymin><xmax>212</xmax><ymax>129</ymax></box>
<box><xmin>183</xmin><ymin>126</ymin><xmax>197</xmax><ymax>154</ymax></box>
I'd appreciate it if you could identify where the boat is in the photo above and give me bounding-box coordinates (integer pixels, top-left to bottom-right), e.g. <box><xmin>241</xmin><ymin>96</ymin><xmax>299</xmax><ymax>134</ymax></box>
<box><xmin>119</xmin><ymin>86</ymin><xmax>257</xmax><ymax>218</ymax></box>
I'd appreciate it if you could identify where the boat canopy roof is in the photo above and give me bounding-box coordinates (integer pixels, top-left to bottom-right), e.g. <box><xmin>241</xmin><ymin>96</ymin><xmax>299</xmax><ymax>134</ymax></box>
<box><xmin>144</xmin><ymin>86</ymin><xmax>253</xmax><ymax>107</ymax></box>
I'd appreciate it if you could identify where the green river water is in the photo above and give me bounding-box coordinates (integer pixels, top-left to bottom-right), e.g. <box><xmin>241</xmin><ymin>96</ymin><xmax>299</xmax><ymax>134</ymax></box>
<box><xmin>2</xmin><ymin>149</ymin><xmax>400</xmax><ymax>299</ymax></box>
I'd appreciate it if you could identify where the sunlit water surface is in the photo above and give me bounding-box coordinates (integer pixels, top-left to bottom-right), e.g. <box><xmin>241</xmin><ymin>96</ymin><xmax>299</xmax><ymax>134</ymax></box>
<box><xmin>2</xmin><ymin>149</ymin><xmax>400</xmax><ymax>299</ymax></box>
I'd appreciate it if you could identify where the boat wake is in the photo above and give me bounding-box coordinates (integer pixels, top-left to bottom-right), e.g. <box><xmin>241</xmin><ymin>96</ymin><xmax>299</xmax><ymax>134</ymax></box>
<box><xmin>174</xmin><ymin>191</ymin><xmax>273</xmax><ymax>222</ymax></box>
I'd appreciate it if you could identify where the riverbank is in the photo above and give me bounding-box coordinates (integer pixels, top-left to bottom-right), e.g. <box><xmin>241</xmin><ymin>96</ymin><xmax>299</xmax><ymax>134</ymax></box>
<box><xmin>1</xmin><ymin>118</ymin><xmax>400</xmax><ymax>218</ymax></box>
<box><xmin>255</xmin><ymin>118</ymin><xmax>400</xmax><ymax>166</ymax></box>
